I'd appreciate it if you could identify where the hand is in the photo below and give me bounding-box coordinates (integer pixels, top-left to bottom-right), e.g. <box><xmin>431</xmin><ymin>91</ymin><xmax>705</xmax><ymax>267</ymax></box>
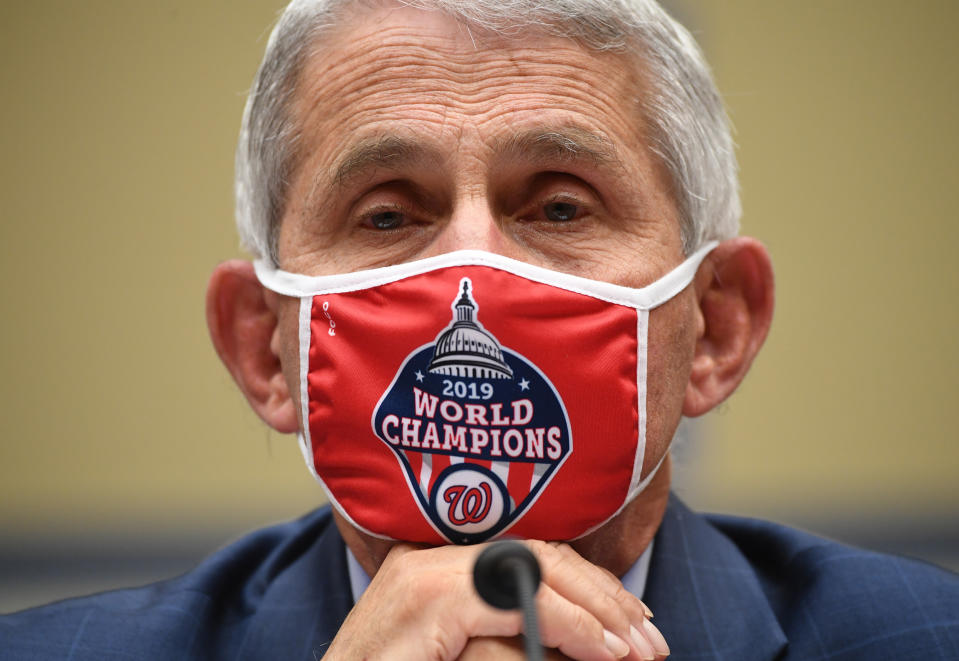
<box><xmin>323</xmin><ymin>541</ymin><xmax>669</xmax><ymax>660</ymax></box>
<box><xmin>457</xmin><ymin>636</ymin><xmax>572</xmax><ymax>659</ymax></box>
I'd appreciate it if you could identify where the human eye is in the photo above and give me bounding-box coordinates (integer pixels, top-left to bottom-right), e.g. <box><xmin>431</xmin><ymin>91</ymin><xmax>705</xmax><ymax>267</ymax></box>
<box><xmin>542</xmin><ymin>200</ymin><xmax>580</xmax><ymax>222</ymax></box>
<box><xmin>505</xmin><ymin>170</ymin><xmax>600</xmax><ymax>227</ymax></box>
<box><xmin>518</xmin><ymin>193</ymin><xmax>591</xmax><ymax>226</ymax></box>
<box><xmin>366</xmin><ymin>208</ymin><xmax>407</xmax><ymax>230</ymax></box>
<box><xmin>356</xmin><ymin>201</ymin><xmax>418</xmax><ymax>232</ymax></box>
<box><xmin>348</xmin><ymin>177</ymin><xmax>445</xmax><ymax>235</ymax></box>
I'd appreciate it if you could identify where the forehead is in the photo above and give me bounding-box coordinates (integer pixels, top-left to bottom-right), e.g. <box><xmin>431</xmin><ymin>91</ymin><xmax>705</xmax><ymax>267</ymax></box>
<box><xmin>289</xmin><ymin>5</ymin><xmax>650</xmax><ymax>174</ymax></box>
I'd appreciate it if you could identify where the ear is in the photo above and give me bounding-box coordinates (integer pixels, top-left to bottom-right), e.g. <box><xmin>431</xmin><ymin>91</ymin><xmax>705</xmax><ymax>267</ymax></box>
<box><xmin>683</xmin><ymin>237</ymin><xmax>775</xmax><ymax>417</ymax></box>
<box><xmin>206</xmin><ymin>260</ymin><xmax>299</xmax><ymax>433</ymax></box>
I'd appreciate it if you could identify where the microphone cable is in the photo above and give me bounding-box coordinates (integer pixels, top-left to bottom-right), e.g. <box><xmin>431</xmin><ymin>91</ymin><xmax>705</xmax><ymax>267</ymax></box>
<box><xmin>472</xmin><ymin>541</ymin><xmax>543</xmax><ymax>661</ymax></box>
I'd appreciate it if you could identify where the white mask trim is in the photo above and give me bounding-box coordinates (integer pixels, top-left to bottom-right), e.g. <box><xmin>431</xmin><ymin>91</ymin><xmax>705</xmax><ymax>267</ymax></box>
<box><xmin>256</xmin><ymin>242</ymin><xmax>718</xmax><ymax>311</ymax></box>
<box><xmin>633</xmin><ymin>308</ymin><xmax>650</xmax><ymax>497</ymax></box>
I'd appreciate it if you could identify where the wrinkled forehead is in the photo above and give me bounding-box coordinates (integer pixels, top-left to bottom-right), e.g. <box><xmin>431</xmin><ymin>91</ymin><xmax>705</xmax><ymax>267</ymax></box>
<box><xmin>286</xmin><ymin>3</ymin><xmax>651</xmax><ymax>175</ymax></box>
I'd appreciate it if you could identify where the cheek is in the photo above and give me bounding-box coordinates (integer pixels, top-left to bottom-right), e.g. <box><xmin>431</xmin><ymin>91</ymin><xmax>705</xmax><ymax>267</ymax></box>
<box><xmin>641</xmin><ymin>291</ymin><xmax>697</xmax><ymax>475</ymax></box>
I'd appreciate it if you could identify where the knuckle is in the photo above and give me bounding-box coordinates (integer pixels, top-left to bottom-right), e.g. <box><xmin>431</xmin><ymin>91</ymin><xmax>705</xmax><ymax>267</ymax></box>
<box><xmin>524</xmin><ymin>538</ymin><xmax>550</xmax><ymax>558</ymax></box>
<box><xmin>382</xmin><ymin>543</ymin><xmax>416</xmax><ymax>573</ymax></box>
<box><xmin>599</xmin><ymin>592</ymin><xmax>627</xmax><ymax>621</ymax></box>
<box><xmin>568</xmin><ymin>606</ymin><xmax>602</xmax><ymax>642</ymax></box>
<box><xmin>538</xmin><ymin>541</ymin><xmax>575</xmax><ymax>575</ymax></box>
<box><xmin>606</xmin><ymin>580</ymin><xmax>632</xmax><ymax>606</ymax></box>
<box><xmin>525</xmin><ymin>540</ymin><xmax>562</xmax><ymax>574</ymax></box>
<box><xmin>415</xmin><ymin>573</ymin><xmax>457</xmax><ymax>604</ymax></box>
<box><xmin>608</xmin><ymin>581</ymin><xmax>645</xmax><ymax>620</ymax></box>
<box><xmin>597</xmin><ymin>564</ymin><xmax>619</xmax><ymax>582</ymax></box>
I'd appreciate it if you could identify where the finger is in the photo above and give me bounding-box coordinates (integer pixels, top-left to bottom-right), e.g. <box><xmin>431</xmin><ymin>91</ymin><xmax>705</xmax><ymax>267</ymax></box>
<box><xmin>456</xmin><ymin>637</ymin><xmax>572</xmax><ymax>660</ymax></box>
<box><xmin>639</xmin><ymin>618</ymin><xmax>670</xmax><ymax>659</ymax></box>
<box><xmin>629</xmin><ymin>625</ymin><xmax>657</xmax><ymax>661</ymax></box>
<box><xmin>529</xmin><ymin>542</ymin><xmax>649</xmax><ymax>649</ymax></box>
<box><xmin>532</xmin><ymin>542</ymin><xmax>670</xmax><ymax>660</ymax></box>
<box><xmin>462</xmin><ymin>579</ymin><xmax>627</xmax><ymax>660</ymax></box>
<box><xmin>456</xmin><ymin>637</ymin><xmax>524</xmax><ymax>661</ymax></box>
<box><xmin>545</xmin><ymin>542</ymin><xmax>648</xmax><ymax>621</ymax></box>
<box><xmin>590</xmin><ymin>566</ymin><xmax>664</xmax><ymax>661</ymax></box>
<box><xmin>596</xmin><ymin>564</ymin><xmax>655</xmax><ymax>618</ymax></box>
<box><xmin>534</xmin><ymin>582</ymin><xmax>632</xmax><ymax>661</ymax></box>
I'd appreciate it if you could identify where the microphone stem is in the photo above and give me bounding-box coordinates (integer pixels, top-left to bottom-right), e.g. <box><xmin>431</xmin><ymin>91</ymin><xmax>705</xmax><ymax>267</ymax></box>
<box><xmin>507</xmin><ymin>558</ymin><xmax>543</xmax><ymax>661</ymax></box>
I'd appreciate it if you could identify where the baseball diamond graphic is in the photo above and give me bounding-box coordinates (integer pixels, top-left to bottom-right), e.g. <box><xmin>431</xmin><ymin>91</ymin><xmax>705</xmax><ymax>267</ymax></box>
<box><xmin>372</xmin><ymin>277</ymin><xmax>573</xmax><ymax>544</ymax></box>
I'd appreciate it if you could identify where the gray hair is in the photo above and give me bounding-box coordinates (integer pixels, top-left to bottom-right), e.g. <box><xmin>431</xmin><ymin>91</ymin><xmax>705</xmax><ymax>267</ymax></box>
<box><xmin>235</xmin><ymin>0</ymin><xmax>740</xmax><ymax>264</ymax></box>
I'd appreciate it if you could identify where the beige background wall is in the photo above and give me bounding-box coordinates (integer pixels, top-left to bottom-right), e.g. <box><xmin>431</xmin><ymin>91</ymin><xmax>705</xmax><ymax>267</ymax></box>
<box><xmin>1</xmin><ymin>1</ymin><xmax>956</xmax><ymax>612</ymax></box>
<box><xmin>681</xmin><ymin>1</ymin><xmax>958</xmax><ymax>524</ymax></box>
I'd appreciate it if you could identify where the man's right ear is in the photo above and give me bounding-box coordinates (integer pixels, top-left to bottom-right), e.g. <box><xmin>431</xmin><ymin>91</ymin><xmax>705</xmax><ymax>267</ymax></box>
<box><xmin>206</xmin><ymin>260</ymin><xmax>299</xmax><ymax>434</ymax></box>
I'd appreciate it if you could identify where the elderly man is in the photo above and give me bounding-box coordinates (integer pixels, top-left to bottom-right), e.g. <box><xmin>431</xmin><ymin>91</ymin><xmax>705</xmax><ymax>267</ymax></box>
<box><xmin>2</xmin><ymin>1</ymin><xmax>957</xmax><ymax>659</ymax></box>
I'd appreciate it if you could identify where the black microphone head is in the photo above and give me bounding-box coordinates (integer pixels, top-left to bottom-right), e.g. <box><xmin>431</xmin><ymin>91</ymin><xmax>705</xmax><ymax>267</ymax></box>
<box><xmin>472</xmin><ymin>540</ymin><xmax>541</xmax><ymax>610</ymax></box>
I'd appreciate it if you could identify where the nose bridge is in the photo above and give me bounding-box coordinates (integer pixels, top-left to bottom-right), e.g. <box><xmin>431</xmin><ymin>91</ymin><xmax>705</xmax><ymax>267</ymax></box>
<box><xmin>429</xmin><ymin>188</ymin><xmax>508</xmax><ymax>256</ymax></box>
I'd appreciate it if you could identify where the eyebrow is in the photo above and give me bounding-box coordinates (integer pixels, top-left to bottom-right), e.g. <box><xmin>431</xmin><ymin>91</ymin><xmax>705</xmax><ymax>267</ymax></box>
<box><xmin>329</xmin><ymin>135</ymin><xmax>445</xmax><ymax>189</ymax></box>
<box><xmin>495</xmin><ymin>126</ymin><xmax>623</xmax><ymax>171</ymax></box>
<box><xmin>317</xmin><ymin>125</ymin><xmax>623</xmax><ymax>203</ymax></box>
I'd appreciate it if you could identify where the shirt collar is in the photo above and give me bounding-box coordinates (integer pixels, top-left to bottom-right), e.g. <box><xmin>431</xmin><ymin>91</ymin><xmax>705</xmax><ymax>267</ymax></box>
<box><xmin>346</xmin><ymin>545</ymin><xmax>371</xmax><ymax>603</ymax></box>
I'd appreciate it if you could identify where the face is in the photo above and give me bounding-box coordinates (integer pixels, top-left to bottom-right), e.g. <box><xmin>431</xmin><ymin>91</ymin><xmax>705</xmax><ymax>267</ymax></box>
<box><xmin>269</xmin><ymin>4</ymin><xmax>701</xmax><ymax>571</ymax></box>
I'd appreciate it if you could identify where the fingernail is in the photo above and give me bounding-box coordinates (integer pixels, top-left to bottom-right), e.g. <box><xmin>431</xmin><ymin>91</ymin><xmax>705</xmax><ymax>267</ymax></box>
<box><xmin>630</xmin><ymin>624</ymin><xmax>656</xmax><ymax>660</ymax></box>
<box><xmin>643</xmin><ymin>603</ymin><xmax>654</xmax><ymax>619</ymax></box>
<box><xmin>642</xmin><ymin>617</ymin><xmax>670</xmax><ymax>657</ymax></box>
<box><xmin>603</xmin><ymin>629</ymin><xmax>630</xmax><ymax>659</ymax></box>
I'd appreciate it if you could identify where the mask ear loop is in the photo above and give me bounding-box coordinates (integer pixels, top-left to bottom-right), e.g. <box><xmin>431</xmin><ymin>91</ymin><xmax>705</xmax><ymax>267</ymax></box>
<box><xmin>629</xmin><ymin>241</ymin><xmax>718</xmax><ymax>309</ymax></box>
<box><xmin>626</xmin><ymin>242</ymin><xmax>717</xmax><ymax>499</ymax></box>
<box><xmin>571</xmin><ymin>242</ymin><xmax>718</xmax><ymax>540</ymax></box>
<box><xmin>631</xmin><ymin>307</ymin><xmax>651</xmax><ymax>500</ymax></box>
<box><xmin>296</xmin><ymin>295</ymin><xmax>321</xmax><ymax>484</ymax></box>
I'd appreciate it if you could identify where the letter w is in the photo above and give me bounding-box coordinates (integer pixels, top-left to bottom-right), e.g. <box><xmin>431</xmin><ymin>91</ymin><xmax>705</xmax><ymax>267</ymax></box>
<box><xmin>413</xmin><ymin>387</ymin><xmax>439</xmax><ymax>418</ymax></box>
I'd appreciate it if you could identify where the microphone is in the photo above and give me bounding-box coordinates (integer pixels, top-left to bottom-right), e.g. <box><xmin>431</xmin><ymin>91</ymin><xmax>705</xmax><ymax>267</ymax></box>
<box><xmin>473</xmin><ymin>541</ymin><xmax>543</xmax><ymax>661</ymax></box>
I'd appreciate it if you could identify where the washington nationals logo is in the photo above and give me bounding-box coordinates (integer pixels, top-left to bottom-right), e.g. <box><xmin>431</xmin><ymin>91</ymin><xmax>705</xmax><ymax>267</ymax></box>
<box><xmin>372</xmin><ymin>277</ymin><xmax>572</xmax><ymax>544</ymax></box>
<box><xmin>444</xmin><ymin>483</ymin><xmax>491</xmax><ymax>524</ymax></box>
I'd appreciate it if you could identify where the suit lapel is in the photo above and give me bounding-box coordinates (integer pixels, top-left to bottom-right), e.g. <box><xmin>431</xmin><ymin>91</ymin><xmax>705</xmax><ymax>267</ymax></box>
<box><xmin>643</xmin><ymin>495</ymin><xmax>788</xmax><ymax>661</ymax></box>
<box><xmin>232</xmin><ymin>509</ymin><xmax>354</xmax><ymax>660</ymax></box>
<box><xmin>302</xmin><ymin>517</ymin><xmax>354</xmax><ymax>655</ymax></box>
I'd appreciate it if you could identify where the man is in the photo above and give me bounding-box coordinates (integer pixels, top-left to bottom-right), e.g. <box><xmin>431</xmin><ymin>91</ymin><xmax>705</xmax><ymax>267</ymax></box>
<box><xmin>2</xmin><ymin>1</ymin><xmax>957</xmax><ymax>659</ymax></box>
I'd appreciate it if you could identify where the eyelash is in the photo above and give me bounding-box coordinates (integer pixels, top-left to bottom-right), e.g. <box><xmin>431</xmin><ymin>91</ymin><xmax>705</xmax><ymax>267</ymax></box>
<box><xmin>520</xmin><ymin>194</ymin><xmax>589</xmax><ymax>223</ymax></box>
<box><xmin>357</xmin><ymin>202</ymin><xmax>419</xmax><ymax>230</ymax></box>
<box><xmin>353</xmin><ymin>184</ymin><xmax>595</xmax><ymax>231</ymax></box>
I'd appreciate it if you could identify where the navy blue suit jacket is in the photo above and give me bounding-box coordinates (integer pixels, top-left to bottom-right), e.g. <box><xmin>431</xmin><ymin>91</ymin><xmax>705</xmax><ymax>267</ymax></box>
<box><xmin>2</xmin><ymin>495</ymin><xmax>957</xmax><ymax>660</ymax></box>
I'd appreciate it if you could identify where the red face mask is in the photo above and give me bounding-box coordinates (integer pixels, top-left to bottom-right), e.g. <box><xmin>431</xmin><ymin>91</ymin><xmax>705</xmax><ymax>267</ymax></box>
<box><xmin>255</xmin><ymin>244</ymin><xmax>715</xmax><ymax>545</ymax></box>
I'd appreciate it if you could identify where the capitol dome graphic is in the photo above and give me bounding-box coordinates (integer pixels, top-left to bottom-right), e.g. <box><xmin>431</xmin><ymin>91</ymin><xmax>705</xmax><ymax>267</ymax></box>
<box><xmin>428</xmin><ymin>279</ymin><xmax>513</xmax><ymax>380</ymax></box>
